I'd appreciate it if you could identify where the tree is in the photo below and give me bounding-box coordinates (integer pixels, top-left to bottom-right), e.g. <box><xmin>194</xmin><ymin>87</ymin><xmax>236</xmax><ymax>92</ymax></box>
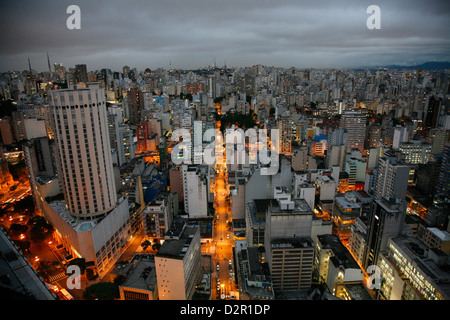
<box><xmin>68</xmin><ymin>258</ymin><xmax>86</xmax><ymax>275</ymax></box>
<box><xmin>83</xmin><ymin>282</ymin><xmax>120</xmax><ymax>300</ymax></box>
<box><xmin>141</xmin><ymin>240</ymin><xmax>151</xmax><ymax>251</ymax></box>
<box><xmin>28</xmin><ymin>216</ymin><xmax>54</xmax><ymax>243</ymax></box>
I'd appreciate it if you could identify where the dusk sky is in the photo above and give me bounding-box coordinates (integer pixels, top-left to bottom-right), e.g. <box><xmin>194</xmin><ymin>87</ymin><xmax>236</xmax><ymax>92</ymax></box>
<box><xmin>0</xmin><ymin>0</ymin><xmax>449</xmax><ymax>72</ymax></box>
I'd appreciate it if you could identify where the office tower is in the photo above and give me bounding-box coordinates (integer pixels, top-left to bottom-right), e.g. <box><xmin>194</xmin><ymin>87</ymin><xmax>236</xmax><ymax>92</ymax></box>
<box><xmin>74</xmin><ymin>64</ymin><xmax>88</xmax><ymax>84</ymax></box>
<box><xmin>392</xmin><ymin>126</ymin><xmax>408</xmax><ymax>150</ymax></box>
<box><xmin>436</xmin><ymin>143</ymin><xmax>450</xmax><ymax>197</ymax></box>
<box><xmin>424</xmin><ymin>95</ymin><xmax>442</xmax><ymax>130</ymax></box>
<box><xmin>123</xmin><ymin>65</ymin><xmax>130</xmax><ymax>78</ymax></box>
<box><xmin>378</xmin><ymin>236</ymin><xmax>450</xmax><ymax>300</ymax></box>
<box><xmin>207</xmin><ymin>75</ymin><xmax>216</xmax><ymax>98</ymax></box>
<box><xmin>118</xmin><ymin>123</ymin><xmax>135</xmax><ymax>164</ymax></box>
<box><xmin>127</xmin><ymin>87</ymin><xmax>144</xmax><ymax>125</ymax></box>
<box><xmin>373</xmin><ymin>152</ymin><xmax>410</xmax><ymax>200</ymax></box>
<box><xmin>277</xmin><ymin>116</ymin><xmax>293</xmax><ymax>155</ymax></box>
<box><xmin>315</xmin><ymin>234</ymin><xmax>364</xmax><ymax>298</ymax></box>
<box><xmin>41</xmin><ymin>83</ymin><xmax>131</xmax><ymax>278</ymax></box>
<box><xmin>364</xmin><ymin>197</ymin><xmax>407</xmax><ymax>269</ymax></box>
<box><xmin>155</xmin><ymin>222</ymin><xmax>202</xmax><ymax>300</ymax></box>
<box><xmin>340</xmin><ymin>111</ymin><xmax>366</xmax><ymax>153</ymax></box>
<box><xmin>244</xmin><ymin>74</ymin><xmax>256</xmax><ymax>97</ymax></box>
<box><xmin>328</xmin><ymin>127</ymin><xmax>348</xmax><ymax>147</ymax></box>
<box><xmin>136</xmin><ymin>122</ymin><xmax>150</xmax><ymax>154</ymax></box>
<box><xmin>182</xmin><ymin>165</ymin><xmax>208</xmax><ymax>218</ymax></box>
<box><xmin>49</xmin><ymin>83</ymin><xmax>116</xmax><ymax>217</ymax></box>
<box><xmin>368</xmin><ymin>123</ymin><xmax>381</xmax><ymax>148</ymax></box>
<box><xmin>430</xmin><ymin>127</ymin><xmax>449</xmax><ymax>155</ymax></box>
<box><xmin>399</xmin><ymin>141</ymin><xmax>431</xmax><ymax>164</ymax></box>
<box><xmin>264</xmin><ymin>192</ymin><xmax>315</xmax><ymax>291</ymax></box>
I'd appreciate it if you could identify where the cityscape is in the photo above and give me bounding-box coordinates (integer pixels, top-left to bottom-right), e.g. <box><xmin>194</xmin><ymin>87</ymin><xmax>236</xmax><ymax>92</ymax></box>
<box><xmin>0</xmin><ymin>0</ymin><xmax>449</xmax><ymax>312</ymax></box>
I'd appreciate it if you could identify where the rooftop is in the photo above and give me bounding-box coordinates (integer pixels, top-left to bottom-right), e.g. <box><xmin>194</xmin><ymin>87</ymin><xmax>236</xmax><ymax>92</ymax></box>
<box><xmin>271</xmin><ymin>236</ymin><xmax>314</xmax><ymax>249</ymax></box>
<box><xmin>318</xmin><ymin>234</ymin><xmax>360</xmax><ymax>269</ymax></box>
<box><xmin>157</xmin><ymin>225</ymin><xmax>199</xmax><ymax>260</ymax></box>
<box><xmin>120</xmin><ymin>254</ymin><xmax>157</xmax><ymax>293</ymax></box>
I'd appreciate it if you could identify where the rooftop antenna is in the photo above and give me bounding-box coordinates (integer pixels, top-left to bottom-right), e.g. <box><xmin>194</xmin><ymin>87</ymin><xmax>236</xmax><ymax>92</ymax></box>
<box><xmin>47</xmin><ymin>52</ymin><xmax>52</xmax><ymax>74</ymax></box>
<box><xmin>28</xmin><ymin>57</ymin><xmax>32</xmax><ymax>73</ymax></box>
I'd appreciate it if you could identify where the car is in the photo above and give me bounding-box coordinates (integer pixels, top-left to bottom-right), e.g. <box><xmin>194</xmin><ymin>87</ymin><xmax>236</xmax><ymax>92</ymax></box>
<box><xmin>216</xmin><ymin>263</ymin><xmax>220</xmax><ymax>271</ymax></box>
<box><xmin>216</xmin><ymin>285</ymin><xmax>220</xmax><ymax>291</ymax></box>
<box><xmin>227</xmin><ymin>234</ymin><xmax>230</xmax><ymax>239</ymax></box>
<box><xmin>220</xmin><ymin>238</ymin><xmax>223</xmax><ymax>242</ymax></box>
<box><xmin>216</xmin><ymin>278</ymin><xmax>220</xmax><ymax>284</ymax></box>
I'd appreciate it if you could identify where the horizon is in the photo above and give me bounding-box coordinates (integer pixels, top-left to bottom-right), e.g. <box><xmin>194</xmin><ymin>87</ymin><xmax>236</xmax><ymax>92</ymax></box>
<box><xmin>0</xmin><ymin>0</ymin><xmax>449</xmax><ymax>73</ymax></box>
<box><xmin>4</xmin><ymin>59</ymin><xmax>450</xmax><ymax>75</ymax></box>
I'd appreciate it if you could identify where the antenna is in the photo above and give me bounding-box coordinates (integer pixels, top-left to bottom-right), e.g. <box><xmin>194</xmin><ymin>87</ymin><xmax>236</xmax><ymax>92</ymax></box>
<box><xmin>47</xmin><ymin>52</ymin><xmax>52</xmax><ymax>74</ymax></box>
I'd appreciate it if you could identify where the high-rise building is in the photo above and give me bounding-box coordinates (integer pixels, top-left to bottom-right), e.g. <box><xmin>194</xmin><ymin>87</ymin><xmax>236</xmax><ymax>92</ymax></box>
<box><xmin>436</xmin><ymin>143</ymin><xmax>450</xmax><ymax>197</ymax></box>
<box><xmin>127</xmin><ymin>87</ymin><xmax>144</xmax><ymax>125</ymax></box>
<box><xmin>373</xmin><ymin>152</ymin><xmax>410</xmax><ymax>200</ymax></box>
<box><xmin>74</xmin><ymin>64</ymin><xmax>88</xmax><ymax>84</ymax></box>
<box><xmin>424</xmin><ymin>95</ymin><xmax>442</xmax><ymax>130</ymax></box>
<box><xmin>49</xmin><ymin>83</ymin><xmax>116</xmax><ymax>217</ymax></box>
<box><xmin>155</xmin><ymin>221</ymin><xmax>202</xmax><ymax>300</ymax></box>
<box><xmin>182</xmin><ymin>165</ymin><xmax>208</xmax><ymax>218</ymax></box>
<box><xmin>292</xmin><ymin>146</ymin><xmax>308</xmax><ymax>171</ymax></box>
<box><xmin>378</xmin><ymin>236</ymin><xmax>450</xmax><ymax>300</ymax></box>
<box><xmin>364</xmin><ymin>197</ymin><xmax>407</xmax><ymax>269</ymax></box>
<box><xmin>43</xmin><ymin>83</ymin><xmax>132</xmax><ymax>278</ymax></box>
<box><xmin>264</xmin><ymin>193</ymin><xmax>315</xmax><ymax>291</ymax></box>
<box><xmin>340</xmin><ymin>111</ymin><xmax>366</xmax><ymax>153</ymax></box>
<box><xmin>399</xmin><ymin>141</ymin><xmax>431</xmax><ymax>164</ymax></box>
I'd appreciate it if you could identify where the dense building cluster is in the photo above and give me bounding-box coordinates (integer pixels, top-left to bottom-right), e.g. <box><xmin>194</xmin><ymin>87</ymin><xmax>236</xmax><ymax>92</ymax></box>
<box><xmin>0</xmin><ymin>61</ymin><xmax>449</xmax><ymax>300</ymax></box>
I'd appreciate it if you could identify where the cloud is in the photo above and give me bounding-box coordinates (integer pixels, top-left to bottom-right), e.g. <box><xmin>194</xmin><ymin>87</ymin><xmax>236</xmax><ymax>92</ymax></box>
<box><xmin>0</xmin><ymin>0</ymin><xmax>448</xmax><ymax>72</ymax></box>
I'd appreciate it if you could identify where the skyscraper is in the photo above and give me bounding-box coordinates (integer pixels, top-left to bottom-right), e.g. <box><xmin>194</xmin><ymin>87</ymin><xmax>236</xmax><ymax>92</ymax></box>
<box><xmin>48</xmin><ymin>83</ymin><xmax>116</xmax><ymax>218</ymax></box>
<box><xmin>364</xmin><ymin>197</ymin><xmax>407</xmax><ymax>269</ymax></box>
<box><xmin>74</xmin><ymin>64</ymin><xmax>88</xmax><ymax>84</ymax></box>
<box><xmin>373</xmin><ymin>152</ymin><xmax>410</xmax><ymax>200</ymax></box>
<box><xmin>436</xmin><ymin>143</ymin><xmax>450</xmax><ymax>197</ymax></box>
<box><xmin>340</xmin><ymin>111</ymin><xmax>366</xmax><ymax>153</ymax></box>
<box><xmin>127</xmin><ymin>87</ymin><xmax>144</xmax><ymax>125</ymax></box>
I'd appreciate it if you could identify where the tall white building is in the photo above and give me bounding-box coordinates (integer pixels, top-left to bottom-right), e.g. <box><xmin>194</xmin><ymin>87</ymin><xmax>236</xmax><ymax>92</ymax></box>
<box><xmin>182</xmin><ymin>165</ymin><xmax>208</xmax><ymax>218</ymax></box>
<box><xmin>49</xmin><ymin>83</ymin><xmax>116</xmax><ymax>218</ymax></box>
<box><xmin>45</xmin><ymin>83</ymin><xmax>133</xmax><ymax>278</ymax></box>
<box><xmin>374</xmin><ymin>153</ymin><xmax>410</xmax><ymax>200</ymax></box>
<box><xmin>340</xmin><ymin>111</ymin><xmax>366</xmax><ymax>153</ymax></box>
<box><xmin>155</xmin><ymin>223</ymin><xmax>202</xmax><ymax>300</ymax></box>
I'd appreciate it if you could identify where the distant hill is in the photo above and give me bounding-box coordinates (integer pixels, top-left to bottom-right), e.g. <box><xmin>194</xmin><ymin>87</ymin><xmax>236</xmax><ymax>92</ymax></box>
<box><xmin>356</xmin><ymin>61</ymin><xmax>450</xmax><ymax>71</ymax></box>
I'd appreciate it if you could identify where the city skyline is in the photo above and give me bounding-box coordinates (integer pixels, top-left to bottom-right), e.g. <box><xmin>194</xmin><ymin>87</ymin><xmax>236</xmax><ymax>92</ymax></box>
<box><xmin>0</xmin><ymin>0</ymin><xmax>449</xmax><ymax>72</ymax></box>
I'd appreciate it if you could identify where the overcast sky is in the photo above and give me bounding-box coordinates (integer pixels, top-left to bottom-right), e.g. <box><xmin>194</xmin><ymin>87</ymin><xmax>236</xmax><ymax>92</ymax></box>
<box><xmin>0</xmin><ymin>0</ymin><xmax>449</xmax><ymax>72</ymax></box>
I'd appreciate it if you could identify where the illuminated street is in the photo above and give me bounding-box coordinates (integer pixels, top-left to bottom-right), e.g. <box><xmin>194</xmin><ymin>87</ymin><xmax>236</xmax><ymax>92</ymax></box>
<box><xmin>211</xmin><ymin>107</ymin><xmax>237</xmax><ymax>300</ymax></box>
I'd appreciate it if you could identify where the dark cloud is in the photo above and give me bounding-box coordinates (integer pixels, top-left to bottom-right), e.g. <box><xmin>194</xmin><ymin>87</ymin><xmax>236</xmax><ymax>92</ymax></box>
<box><xmin>0</xmin><ymin>0</ymin><xmax>449</xmax><ymax>72</ymax></box>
